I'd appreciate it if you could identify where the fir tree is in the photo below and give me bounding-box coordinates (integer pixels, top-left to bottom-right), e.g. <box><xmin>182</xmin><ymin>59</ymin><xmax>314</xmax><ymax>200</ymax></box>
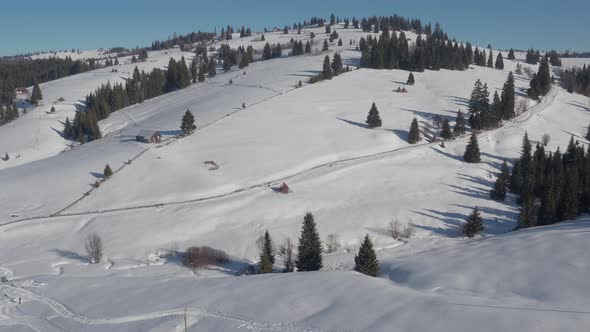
<box><xmin>501</xmin><ymin>72</ymin><xmax>516</xmax><ymax>120</ymax></box>
<box><xmin>338</xmin><ymin>38</ymin><xmax>343</xmax><ymax>46</ymax></box>
<box><xmin>490</xmin><ymin>174</ymin><xmax>507</xmax><ymax>201</ymax></box>
<box><xmin>208</xmin><ymin>57</ymin><xmax>216</xmax><ymax>77</ymax></box>
<box><xmin>453</xmin><ymin>110</ymin><xmax>466</xmax><ymax>136</ymax></box>
<box><xmin>518</xmin><ymin>198</ymin><xmax>537</xmax><ymax>229</ymax></box>
<box><xmin>261</xmin><ymin>230</ymin><xmax>275</xmax><ymax>265</ymax></box>
<box><xmin>365</xmin><ymin>102</ymin><xmax>382</xmax><ymax>128</ymax></box>
<box><xmin>103</xmin><ymin>164</ymin><xmax>113</xmax><ymax>178</ymax></box>
<box><xmin>507</xmin><ymin>48</ymin><xmax>515</xmax><ymax>60</ymax></box>
<box><xmin>407</xmin><ymin>72</ymin><xmax>415</xmax><ymax>85</ymax></box>
<box><xmin>441</xmin><ymin>119</ymin><xmax>452</xmax><ymax>139</ymax></box>
<box><xmin>259</xmin><ymin>254</ymin><xmax>273</xmax><ymax>274</ymax></box>
<box><xmin>180</xmin><ymin>109</ymin><xmax>196</xmax><ymax>135</ymax></box>
<box><xmin>463</xmin><ymin>132</ymin><xmax>481</xmax><ymax>163</ymax></box>
<box><xmin>322</xmin><ymin>55</ymin><xmax>333</xmax><ymax>79</ymax></box>
<box><xmin>331</xmin><ymin>53</ymin><xmax>343</xmax><ymax>75</ymax></box>
<box><xmin>495</xmin><ymin>52</ymin><xmax>504</xmax><ymax>69</ymax></box>
<box><xmin>295</xmin><ymin>212</ymin><xmax>323</xmax><ymax>271</ymax></box>
<box><xmin>408</xmin><ymin>118</ymin><xmax>420</xmax><ymax>143</ymax></box>
<box><xmin>322</xmin><ymin>39</ymin><xmax>329</xmax><ymax>51</ymax></box>
<box><xmin>487</xmin><ymin>50</ymin><xmax>494</xmax><ymax>68</ymax></box>
<box><xmin>30</xmin><ymin>82</ymin><xmax>43</xmax><ymax>105</ymax></box>
<box><xmin>354</xmin><ymin>234</ymin><xmax>380</xmax><ymax>277</ymax></box>
<box><xmin>463</xmin><ymin>207</ymin><xmax>484</xmax><ymax>237</ymax></box>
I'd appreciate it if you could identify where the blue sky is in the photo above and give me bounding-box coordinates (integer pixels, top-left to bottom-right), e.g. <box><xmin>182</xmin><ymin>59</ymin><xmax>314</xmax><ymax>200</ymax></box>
<box><xmin>1</xmin><ymin>0</ymin><xmax>588</xmax><ymax>56</ymax></box>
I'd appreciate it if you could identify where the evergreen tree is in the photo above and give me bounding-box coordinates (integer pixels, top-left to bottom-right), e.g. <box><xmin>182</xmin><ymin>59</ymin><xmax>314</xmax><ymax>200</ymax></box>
<box><xmin>354</xmin><ymin>234</ymin><xmax>380</xmax><ymax>277</ymax></box>
<box><xmin>501</xmin><ymin>72</ymin><xmax>516</xmax><ymax>120</ymax></box>
<box><xmin>558</xmin><ymin>167</ymin><xmax>579</xmax><ymax>221</ymax></box>
<box><xmin>518</xmin><ymin>198</ymin><xmax>537</xmax><ymax>229</ymax></box>
<box><xmin>487</xmin><ymin>50</ymin><xmax>494</xmax><ymax>67</ymax></box>
<box><xmin>407</xmin><ymin>72</ymin><xmax>415</xmax><ymax>85</ymax></box>
<box><xmin>295</xmin><ymin>212</ymin><xmax>323</xmax><ymax>271</ymax></box>
<box><xmin>338</xmin><ymin>38</ymin><xmax>343</xmax><ymax>46</ymax></box>
<box><xmin>463</xmin><ymin>132</ymin><xmax>481</xmax><ymax>163</ymax></box>
<box><xmin>495</xmin><ymin>52</ymin><xmax>504</xmax><ymax>69</ymax></box>
<box><xmin>441</xmin><ymin>119</ymin><xmax>452</xmax><ymax>139</ymax></box>
<box><xmin>180</xmin><ymin>109</ymin><xmax>196</xmax><ymax>135</ymax></box>
<box><xmin>103</xmin><ymin>164</ymin><xmax>113</xmax><ymax>178</ymax></box>
<box><xmin>331</xmin><ymin>53</ymin><xmax>343</xmax><ymax>75</ymax></box>
<box><xmin>507</xmin><ymin>49</ymin><xmax>516</xmax><ymax>60</ymax></box>
<box><xmin>463</xmin><ymin>207</ymin><xmax>484</xmax><ymax>237</ymax></box>
<box><xmin>490</xmin><ymin>173</ymin><xmax>508</xmax><ymax>201</ymax></box>
<box><xmin>528</xmin><ymin>57</ymin><xmax>551</xmax><ymax>98</ymax></box>
<box><xmin>322</xmin><ymin>39</ymin><xmax>329</xmax><ymax>51</ymax></box>
<box><xmin>259</xmin><ymin>254</ymin><xmax>273</xmax><ymax>274</ymax></box>
<box><xmin>453</xmin><ymin>110</ymin><xmax>466</xmax><ymax>136</ymax></box>
<box><xmin>208</xmin><ymin>57</ymin><xmax>217</xmax><ymax>77</ymax></box>
<box><xmin>30</xmin><ymin>82</ymin><xmax>43</xmax><ymax>105</ymax></box>
<box><xmin>261</xmin><ymin>230</ymin><xmax>275</xmax><ymax>265</ymax></box>
<box><xmin>365</xmin><ymin>102</ymin><xmax>382</xmax><ymax>128</ymax></box>
<box><xmin>322</xmin><ymin>55</ymin><xmax>333</xmax><ymax>79</ymax></box>
<box><xmin>408</xmin><ymin>118</ymin><xmax>420</xmax><ymax>143</ymax></box>
<box><xmin>305</xmin><ymin>41</ymin><xmax>311</xmax><ymax>53</ymax></box>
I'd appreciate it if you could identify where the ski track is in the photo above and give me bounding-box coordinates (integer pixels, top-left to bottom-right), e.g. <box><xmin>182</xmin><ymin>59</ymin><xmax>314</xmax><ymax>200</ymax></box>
<box><xmin>0</xmin><ymin>283</ymin><xmax>327</xmax><ymax>332</ymax></box>
<box><xmin>0</xmin><ymin>86</ymin><xmax>557</xmax><ymax>228</ymax></box>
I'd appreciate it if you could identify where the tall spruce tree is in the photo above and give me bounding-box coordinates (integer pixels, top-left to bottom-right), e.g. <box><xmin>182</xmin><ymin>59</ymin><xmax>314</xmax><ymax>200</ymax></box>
<box><xmin>495</xmin><ymin>52</ymin><xmax>504</xmax><ymax>69</ymax></box>
<box><xmin>180</xmin><ymin>109</ymin><xmax>196</xmax><ymax>135</ymax></box>
<box><xmin>354</xmin><ymin>235</ymin><xmax>380</xmax><ymax>277</ymax></box>
<box><xmin>30</xmin><ymin>82</ymin><xmax>43</xmax><ymax>105</ymax></box>
<box><xmin>261</xmin><ymin>230</ymin><xmax>275</xmax><ymax>265</ymax></box>
<box><xmin>518</xmin><ymin>198</ymin><xmax>537</xmax><ymax>229</ymax></box>
<box><xmin>507</xmin><ymin>49</ymin><xmax>515</xmax><ymax>60</ymax></box>
<box><xmin>453</xmin><ymin>110</ymin><xmax>466</xmax><ymax>136</ymax></box>
<box><xmin>322</xmin><ymin>55</ymin><xmax>333</xmax><ymax>79</ymax></box>
<box><xmin>463</xmin><ymin>207</ymin><xmax>484</xmax><ymax>237</ymax></box>
<box><xmin>408</xmin><ymin>118</ymin><xmax>420</xmax><ymax>143</ymax></box>
<box><xmin>295</xmin><ymin>212</ymin><xmax>323</xmax><ymax>271</ymax></box>
<box><xmin>365</xmin><ymin>102</ymin><xmax>382</xmax><ymax>128</ymax></box>
<box><xmin>501</xmin><ymin>72</ymin><xmax>516</xmax><ymax>120</ymax></box>
<box><xmin>487</xmin><ymin>50</ymin><xmax>494</xmax><ymax>68</ymax></box>
<box><xmin>463</xmin><ymin>132</ymin><xmax>481</xmax><ymax>163</ymax></box>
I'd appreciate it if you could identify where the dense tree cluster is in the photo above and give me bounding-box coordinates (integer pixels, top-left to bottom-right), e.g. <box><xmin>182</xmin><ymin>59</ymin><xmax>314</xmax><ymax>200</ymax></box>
<box><xmin>561</xmin><ymin>65</ymin><xmax>590</xmax><ymax>96</ymax></box>
<box><xmin>525</xmin><ymin>49</ymin><xmax>542</xmax><ymax>64</ymax></box>
<box><xmin>150</xmin><ymin>31</ymin><xmax>215</xmax><ymax>51</ymax></box>
<box><xmin>528</xmin><ymin>57</ymin><xmax>552</xmax><ymax>99</ymax></box>
<box><xmin>507</xmin><ymin>133</ymin><xmax>590</xmax><ymax>229</ymax></box>
<box><xmin>467</xmin><ymin>73</ymin><xmax>515</xmax><ymax>130</ymax></box>
<box><xmin>0</xmin><ymin>57</ymin><xmax>91</xmax><ymax>105</ymax></box>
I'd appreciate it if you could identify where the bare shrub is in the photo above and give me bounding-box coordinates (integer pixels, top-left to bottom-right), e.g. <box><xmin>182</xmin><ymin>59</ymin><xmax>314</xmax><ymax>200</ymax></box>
<box><xmin>85</xmin><ymin>233</ymin><xmax>103</xmax><ymax>264</ymax></box>
<box><xmin>542</xmin><ymin>133</ymin><xmax>551</xmax><ymax>146</ymax></box>
<box><xmin>523</xmin><ymin>66</ymin><xmax>534</xmax><ymax>78</ymax></box>
<box><xmin>516</xmin><ymin>98</ymin><xmax>529</xmax><ymax>115</ymax></box>
<box><xmin>402</xmin><ymin>223</ymin><xmax>416</xmax><ymax>238</ymax></box>
<box><xmin>387</xmin><ymin>220</ymin><xmax>401</xmax><ymax>239</ymax></box>
<box><xmin>324</xmin><ymin>233</ymin><xmax>341</xmax><ymax>253</ymax></box>
<box><xmin>183</xmin><ymin>246</ymin><xmax>229</xmax><ymax>269</ymax></box>
<box><xmin>277</xmin><ymin>238</ymin><xmax>294</xmax><ymax>272</ymax></box>
<box><xmin>432</xmin><ymin>115</ymin><xmax>443</xmax><ymax>129</ymax></box>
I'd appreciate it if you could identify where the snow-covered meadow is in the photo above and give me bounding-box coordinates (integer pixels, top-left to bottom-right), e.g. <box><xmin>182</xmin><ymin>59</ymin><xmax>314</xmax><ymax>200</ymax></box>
<box><xmin>0</xmin><ymin>24</ymin><xmax>589</xmax><ymax>331</ymax></box>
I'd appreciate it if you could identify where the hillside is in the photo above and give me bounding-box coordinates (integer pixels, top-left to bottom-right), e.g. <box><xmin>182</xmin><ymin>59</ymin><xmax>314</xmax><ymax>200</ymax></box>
<box><xmin>0</xmin><ymin>20</ymin><xmax>589</xmax><ymax>332</ymax></box>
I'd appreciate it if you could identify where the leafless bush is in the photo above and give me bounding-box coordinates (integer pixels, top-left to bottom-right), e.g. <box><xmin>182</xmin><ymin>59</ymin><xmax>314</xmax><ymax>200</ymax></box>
<box><xmin>402</xmin><ymin>223</ymin><xmax>416</xmax><ymax>238</ymax></box>
<box><xmin>387</xmin><ymin>220</ymin><xmax>401</xmax><ymax>239</ymax></box>
<box><xmin>542</xmin><ymin>133</ymin><xmax>551</xmax><ymax>146</ymax></box>
<box><xmin>182</xmin><ymin>246</ymin><xmax>229</xmax><ymax>269</ymax></box>
<box><xmin>278</xmin><ymin>238</ymin><xmax>294</xmax><ymax>272</ymax></box>
<box><xmin>516</xmin><ymin>98</ymin><xmax>529</xmax><ymax>115</ymax></box>
<box><xmin>432</xmin><ymin>115</ymin><xmax>443</xmax><ymax>129</ymax></box>
<box><xmin>324</xmin><ymin>233</ymin><xmax>341</xmax><ymax>253</ymax></box>
<box><xmin>387</xmin><ymin>220</ymin><xmax>415</xmax><ymax>239</ymax></box>
<box><xmin>85</xmin><ymin>233</ymin><xmax>103</xmax><ymax>264</ymax></box>
<box><xmin>523</xmin><ymin>66</ymin><xmax>534</xmax><ymax>78</ymax></box>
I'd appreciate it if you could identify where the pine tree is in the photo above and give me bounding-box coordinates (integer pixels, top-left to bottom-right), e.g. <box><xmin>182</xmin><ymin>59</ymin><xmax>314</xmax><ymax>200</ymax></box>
<box><xmin>259</xmin><ymin>254</ymin><xmax>273</xmax><ymax>274</ymax></box>
<box><xmin>507</xmin><ymin>49</ymin><xmax>515</xmax><ymax>60</ymax></box>
<box><xmin>322</xmin><ymin>39</ymin><xmax>329</xmax><ymax>51</ymax></box>
<box><xmin>354</xmin><ymin>234</ymin><xmax>380</xmax><ymax>277</ymax></box>
<box><xmin>322</xmin><ymin>55</ymin><xmax>333</xmax><ymax>79</ymax></box>
<box><xmin>518</xmin><ymin>198</ymin><xmax>537</xmax><ymax>229</ymax></box>
<box><xmin>31</xmin><ymin>82</ymin><xmax>43</xmax><ymax>105</ymax></box>
<box><xmin>208</xmin><ymin>57</ymin><xmax>216</xmax><ymax>77</ymax></box>
<box><xmin>558</xmin><ymin>167</ymin><xmax>579</xmax><ymax>221</ymax></box>
<box><xmin>453</xmin><ymin>110</ymin><xmax>466</xmax><ymax>136</ymax></box>
<box><xmin>365</xmin><ymin>102</ymin><xmax>382</xmax><ymax>128</ymax></box>
<box><xmin>50</xmin><ymin>106</ymin><xmax>55</xmax><ymax>113</ymax></box>
<box><xmin>261</xmin><ymin>230</ymin><xmax>275</xmax><ymax>265</ymax></box>
<box><xmin>441</xmin><ymin>119</ymin><xmax>452</xmax><ymax>139</ymax></box>
<box><xmin>407</xmin><ymin>72</ymin><xmax>415</xmax><ymax>85</ymax></box>
<box><xmin>490</xmin><ymin>174</ymin><xmax>507</xmax><ymax>201</ymax></box>
<box><xmin>331</xmin><ymin>53</ymin><xmax>343</xmax><ymax>75</ymax></box>
<box><xmin>495</xmin><ymin>52</ymin><xmax>504</xmax><ymax>69</ymax></box>
<box><xmin>305</xmin><ymin>41</ymin><xmax>311</xmax><ymax>53</ymax></box>
<box><xmin>295</xmin><ymin>212</ymin><xmax>323</xmax><ymax>271</ymax></box>
<box><xmin>501</xmin><ymin>72</ymin><xmax>515</xmax><ymax>120</ymax></box>
<box><xmin>408</xmin><ymin>118</ymin><xmax>420</xmax><ymax>143</ymax></box>
<box><xmin>487</xmin><ymin>50</ymin><xmax>494</xmax><ymax>67</ymax></box>
<box><xmin>463</xmin><ymin>132</ymin><xmax>481</xmax><ymax>163</ymax></box>
<box><xmin>463</xmin><ymin>207</ymin><xmax>484</xmax><ymax>237</ymax></box>
<box><xmin>103</xmin><ymin>164</ymin><xmax>113</xmax><ymax>178</ymax></box>
<box><xmin>180</xmin><ymin>109</ymin><xmax>196</xmax><ymax>135</ymax></box>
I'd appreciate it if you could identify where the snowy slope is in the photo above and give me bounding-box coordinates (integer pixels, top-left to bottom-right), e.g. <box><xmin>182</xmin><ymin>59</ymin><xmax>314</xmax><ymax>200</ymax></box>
<box><xmin>0</xmin><ymin>24</ymin><xmax>589</xmax><ymax>331</ymax></box>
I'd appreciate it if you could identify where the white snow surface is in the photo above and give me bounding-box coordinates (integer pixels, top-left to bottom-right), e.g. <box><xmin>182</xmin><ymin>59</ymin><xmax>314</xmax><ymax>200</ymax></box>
<box><xmin>0</xmin><ymin>25</ymin><xmax>589</xmax><ymax>331</ymax></box>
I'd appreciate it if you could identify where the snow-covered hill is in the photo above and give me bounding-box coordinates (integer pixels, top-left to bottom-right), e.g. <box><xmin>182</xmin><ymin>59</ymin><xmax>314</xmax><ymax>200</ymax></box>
<box><xmin>1</xmin><ymin>23</ymin><xmax>589</xmax><ymax>331</ymax></box>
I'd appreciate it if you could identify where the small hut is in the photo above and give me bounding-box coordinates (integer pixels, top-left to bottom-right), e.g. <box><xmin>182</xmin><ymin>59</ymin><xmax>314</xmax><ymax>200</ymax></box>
<box><xmin>278</xmin><ymin>182</ymin><xmax>290</xmax><ymax>194</ymax></box>
<box><xmin>136</xmin><ymin>130</ymin><xmax>162</xmax><ymax>143</ymax></box>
